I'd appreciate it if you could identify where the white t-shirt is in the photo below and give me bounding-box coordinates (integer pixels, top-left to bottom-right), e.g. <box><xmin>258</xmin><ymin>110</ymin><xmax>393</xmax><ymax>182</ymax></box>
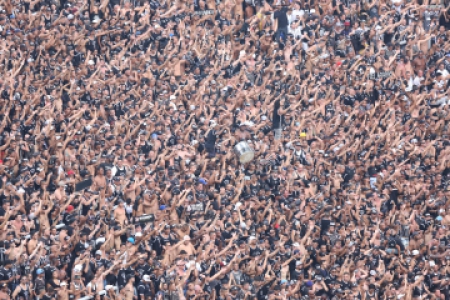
<box><xmin>439</xmin><ymin>68</ymin><xmax>449</xmax><ymax>77</ymax></box>
<box><xmin>413</xmin><ymin>76</ymin><xmax>424</xmax><ymax>86</ymax></box>
<box><xmin>288</xmin><ymin>10</ymin><xmax>304</xmax><ymax>25</ymax></box>
<box><xmin>288</xmin><ymin>25</ymin><xmax>303</xmax><ymax>39</ymax></box>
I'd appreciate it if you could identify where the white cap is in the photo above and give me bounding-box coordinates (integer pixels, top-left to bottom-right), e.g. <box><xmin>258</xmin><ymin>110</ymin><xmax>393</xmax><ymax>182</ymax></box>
<box><xmin>412</xmin><ymin>250</ymin><xmax>420</xmax><ymax>255</ymax></box>
<box><xmin>183</xmin><ymin>235</ymin><xmax>191</xmax><ymax>241</ymax></box>
<box><xmin>369</xmin><ymin>270</ymin><xmax>377</xmax><ymax>276</ymax></box>
<box><xmin>143</xmin><ymin>275</ymin><xmax>151</xmax><ymax>282</ymax></box>
<box><xmin>95</xmin><ymin>250</ymin><xmax>102</xmax><ymax>255</ymax></box>
<box><xmin>170</xmin><ymin>95</ymin><xmax>176</xmax><ymax>100</ymax></box>
<box><xmin>88</xmin><ymin>60</ymin><xmax>95</xmax><ymax>65</ymax></box>
<box><xmin>67</xmin><ymin>14</ymin><xmax>74</xmax><ymax>20</ymax></box>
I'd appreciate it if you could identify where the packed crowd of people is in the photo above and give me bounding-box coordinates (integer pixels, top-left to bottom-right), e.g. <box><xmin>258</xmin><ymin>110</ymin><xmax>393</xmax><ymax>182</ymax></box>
<box><xmin>1</xmin><ymin>0</ymin><xmax>450</xmax><ymax>299</ymax></box>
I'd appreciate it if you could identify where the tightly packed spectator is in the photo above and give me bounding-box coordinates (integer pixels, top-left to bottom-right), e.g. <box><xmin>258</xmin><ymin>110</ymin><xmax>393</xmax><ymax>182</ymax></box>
<box><xmin>1</xmin><ymin>0</ymin><xmax>450</xmax><ymax>299</ymax></box>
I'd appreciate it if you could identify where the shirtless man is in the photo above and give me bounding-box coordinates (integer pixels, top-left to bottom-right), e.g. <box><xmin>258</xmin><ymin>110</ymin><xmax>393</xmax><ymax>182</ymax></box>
<box><xmin>38</xmin><ymin>200</ymin><xmax>53</xmax><ymax>231</ymax></box>
<box><xmin>123</xmin><ymin>277</ymin><xmax>135</xmax><ymax>300</ymax></box>
<box><xmin>69</xmin><ymin>273</ymin><xmax>86</xmax><ymax>300</ymax></box>
<box><xmin>412</xmin><ymin>51</ymin><xmax>426</xmax><ymax>73</ymax></box>
<box><xmin>408</xmin><ymin>231</ymin><xmax>425</xmax><ymax>252</ymax></box>
<box><xmin>113</xmin><ymin>224</ymin><xmax>130</xmax><ymax>250</ymax></box>
<box><xmin>57</xmin><ymin>282</ymin><xmax>69</xmax><ymax>300</ymax></box>
<box><xmin>123</xmin><ymin>181</ymin><xmax>137</xmax><ymax>205</ymax></box>
<box><xmin>394</xmin><ymin>58</ymin><xmax>406</xmax><ymax>78</ymax></box>
<box><xmin>114</xmin><ymin>201</ymin><xmax>128</xmax><ymax>226</ymax></box>
<box><xmin>177</xmin><ymin>236</ymin><xmax>196</xmax><ymax>256</ymax></box>
<box><xmin>87</xmin><ymin>262</ymin><xmax>119</xmax><ymax>295</ymax></box>
<box><xmin>233</xmin><ymin>0</ymin><xmax>244</xmax><ymax>20</ymax></box>
<box><xmin>443</xmin><ymin>206</ymin><xmax>450</xmax><ymax>226</ymax></box>
<box><xmin>54</xmin><ymin>182</ymin><xmax>67</xmax><ymax>203</ymax></box>
<box><xmin>141</xmin><ymin>193</ymin><xmax>159</xmax><ymax>215</ymax></box>
<box><xmin>0</xmin><ymin>283</ymin><xmax>10</xmax><ymax>300</ymax></box>
<box><xmin>94</xmin><ymin>167</ymin><xmax>107</xmax><ymax>206</ymax></box>
<box><xmin>10</xmin><ymin>214</ymin><xmax>23</xmax><ymax>234</ymax></box>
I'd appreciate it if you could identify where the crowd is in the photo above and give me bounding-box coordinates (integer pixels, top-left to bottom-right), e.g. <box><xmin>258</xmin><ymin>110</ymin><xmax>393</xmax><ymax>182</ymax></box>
<box><xmin>0</xmin><ymin>0</ymin><xmax>450</xmax><ymax>299</ymax></box>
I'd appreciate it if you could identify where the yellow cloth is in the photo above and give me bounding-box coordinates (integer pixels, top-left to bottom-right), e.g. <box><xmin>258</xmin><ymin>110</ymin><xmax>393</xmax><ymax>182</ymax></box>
<box><xmin>257</xmin><ymin>12</ymin><xmax>263</xmax><ymax>30</ymax></box>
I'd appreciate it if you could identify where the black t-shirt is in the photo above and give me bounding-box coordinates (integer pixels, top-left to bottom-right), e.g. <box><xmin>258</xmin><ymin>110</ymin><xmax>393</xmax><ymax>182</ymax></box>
<box><xmin>343</xmin><ymin>167</ymin><xmax>355</xmax><ymax>183</ymax></box>
<box><xmin>0</xmin><ymin>206</ymin><xmax>6</xmax><ymax>217</ymax></box>
<box><xmin>342</xmin><ymin>95</ymin><xmax>356</xmax><ymax>106</ymax></box>
<box><xmin>272</xmin><ymin>99</ymin><xmax>282</xmax><ymax>130</ymax></box>
<box><xmin>205</xmin><ymin>130</ymin><xmax>218</xmax><ymax>151</ymax></box>
<box><xmin>137</xmin><ymin>282</ymin><xmax>152</xmax><ymax>300</ymax></box>
<box><xmin>292</xmin><ymin>268</ymin><xmax>303</xmax><ymax>280</ymax></box>
<box><xmin>258</xmin><ymin>279</ymin><xmax>275</xmax><ymax>300</ymax></box>
<box><xmin>150</xmin><ymin>274</ymin><xmax>165</xmax><ymax>295</ymax></box>
<box><xmin>368</xmin><ymin>166</ymin><xmax>379</xmax><ymax>176</ymax></box>
<box><xmin>222</xmin><ymin>230</ymin><xmax>232</xmax><ymax>241</ymax></box>
<box><xmin>105</xmin><ymin>268</ymin><xmax>117</xmax><ymax>286</ymax></box>
<box><xmin>42</xmin><ymin>294</ymin><xmax>55</xmax><ymax>300</ymax></box>
<box><xmin>135</xmin><ymin>263</ymin><xmax>151</xmax><ymax>280</ymax></box>
<box><xmin>274</xmin><ymin>8</ymin><xmax>289</xmax><ymax>28</ymax></box>
<box><xmin>0</xmin><ymin>267</ymin><xmax>12</xmax><ymax>284</ymax></box>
